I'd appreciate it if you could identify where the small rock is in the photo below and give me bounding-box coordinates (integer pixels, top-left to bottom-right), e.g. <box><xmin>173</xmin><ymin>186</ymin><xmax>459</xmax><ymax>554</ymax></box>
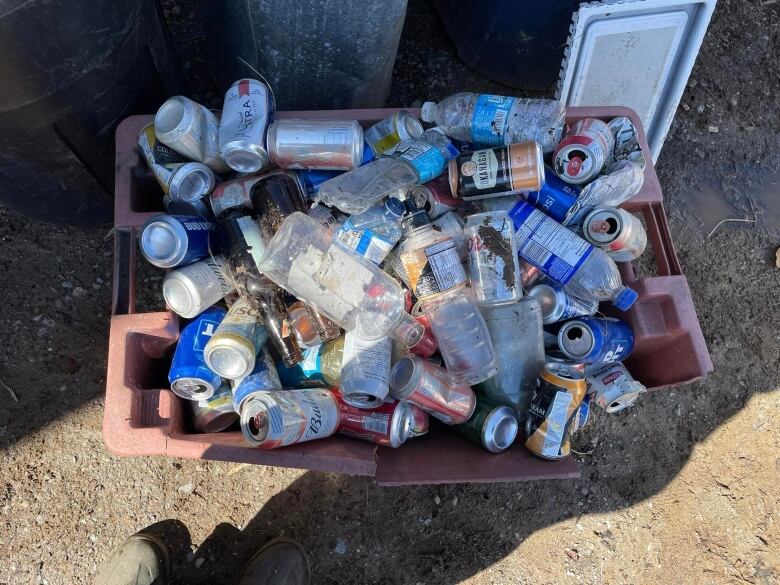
<box><xmin>96</xmin><ymin>277</ymin><xmax>104</xmax><ymax>284</ymax></box>
<box><xmin>452</xmin><ymin>496</ymin><xmax>458</xmax><ymax>506</ymax></box>
<box><xmin>565</xmin><ymin>548</ymin><xmax>579</xmax><ymax>560</ymax></box>
<box><xmin>62</xmin><ymin>281</ymin><xmax>73</xmax><ymax>289</ymax></box>
<box><xmin>708</xmin><ymin>125</ymin><xmax>719</xmax><ymax>133</ymax></box>
<box><xmin>423</xmin><ymin>518</ymin><xmax>432</xmax><ymax>526</ymax></box>
<box><xmin>697</xmin><ymin>104</ymin><xmax>705</xmax><ymax>114</ymax></box>
<box><xmin>334</xmin><ymin>538</ymin><xmax>347</xmax><ymax>555</ymax></box>
<box><xmin>92</xmin><ymin>283</ymin><xmax>101</xmax><ymax>290</ymax></box>
<box><xmin>89</xmin><ymin>534</ymin><xmax>98</xmax><ymax>543</ymax></box>
<box><xmin>433</xmin><ymin>495</ymin><xmax>441</xmax><ymax>505</ymax></box>
<box><xmin>72</xmin><ymin>286</ymin><xmax>87</xmax><ymax>297</ymax></box>
<box><xmin>680</xmin><ymin>102</ymin><xmax>690</xmax><ymax>111</ymax></box>
<box><xmin>177</xmin><ymin>482</ymin><xmax>195</xmax><ymax>496</ymax></box>
<box><xmin>194</xmin><ymin>557</ymin><xmax>205</xmax><ymax>569</ymax></box>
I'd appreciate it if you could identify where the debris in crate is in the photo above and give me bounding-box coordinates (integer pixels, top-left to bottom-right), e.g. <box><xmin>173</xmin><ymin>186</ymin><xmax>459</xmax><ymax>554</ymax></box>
<box><xmin>137</xmin><ymin>84</ymin><xmax>651</xmax><ymax>458</ymax></box>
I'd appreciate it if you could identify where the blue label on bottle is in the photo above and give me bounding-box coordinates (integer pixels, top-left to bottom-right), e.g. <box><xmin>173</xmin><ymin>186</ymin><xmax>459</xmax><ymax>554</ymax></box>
<box><xmin>510</xmin><ymin>201</ymin><xmax>593</xmax><ymax>285</ymax></box>
<box><xmin>471</xmin><ymin>94</ymin><xmax>515</xmax><ymax>146</ymax></box>
<box><xmin>392</xmin><ymin>141</ymin><xmax>446</xmax><ymax>183</ymax></box>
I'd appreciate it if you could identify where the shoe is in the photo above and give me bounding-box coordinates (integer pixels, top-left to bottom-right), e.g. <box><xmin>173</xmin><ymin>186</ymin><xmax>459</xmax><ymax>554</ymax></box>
<box><xmin>238</xmin><ymin>537</ymin><xmax>311</xmax><ymax>585</ymax></box>
<box><xmin>93</xmin><ymin>532</ymin><xmax>169</xmax><ymax>585</ymax></box>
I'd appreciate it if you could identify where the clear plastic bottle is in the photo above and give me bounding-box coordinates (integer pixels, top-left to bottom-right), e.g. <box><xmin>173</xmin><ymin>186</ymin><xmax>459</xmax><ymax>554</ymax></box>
<box><xmin>420</xmin><ymin>93</ymin><xmax>565</xmax><ymax>153</ymax></box>
<box><xmin>508</xmin><ymin>201</ymin><xmax>638</xmax><ymax>310</ymax></box>
<box><xmin>257</xmin><ymin>212</ymin><xmax>424</xmax><ymax>345</ymax></box>
<box><xmin>421</xmin><ymin>127</ymin><xmax>459</xmax><ymax>160</ymax></box>
<box><xmin>335</xmin><ymin>197</ymin><xmax>405</xmax><ymax>265</ymax></box>
<box><xmin>315</xmin><ymin>139</ymin><xmax>446</xmax><ymax>215</ymax></box>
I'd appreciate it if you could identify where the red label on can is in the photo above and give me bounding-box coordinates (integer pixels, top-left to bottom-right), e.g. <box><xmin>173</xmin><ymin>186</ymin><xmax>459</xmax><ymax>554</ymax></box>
<box><xmin>601</xmin><ymin>371</ymin><xmax>621</xmax><ymax>385</ymax></box>
<box><xmin>238</xmin><ymin>79</ymin><xmax>251</xmax><ymax>97</ymax></box>
<box><xmin>336</xmin><ymin>395</ymin><xmax>399</xmax><ymax>446</ymax></box>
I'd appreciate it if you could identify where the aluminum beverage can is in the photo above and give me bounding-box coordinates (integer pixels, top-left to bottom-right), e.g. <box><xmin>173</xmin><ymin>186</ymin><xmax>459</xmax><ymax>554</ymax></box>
<box><xmin>162</xmin><ymin>255</ymin><xmax>235</xmax><ymax>319</ymax></box>
<box><xmin>268</xmin><ymin>119</ymin><xmax>364</xmax><ymax>170</ymax></box>
<box><xmin>139</xmin><ymin>214</ymin><xmax>213</xmax><ymax>269</ymax></box>
<box><xmin>204</xmin><ymin>298</ymin><xmax>267</xmax><ymax>380</ymax></box>
<box><xmin>411</xmin><ymin>176</ymin><xmax>464</xmax><ymax>220</ymax></box>
<box><xmin>607</xmin><ymin>116</ymin><xmax>645</xmax><ymax>169</ymax></box>
<box><xmin>528</xmin><ymin>282</ymin><xmax>598</xmax><ymax>325</ymax></box>
<box><xmin>240</xmin><ymin>388</ymin><xmax>340</xmax><ymax>449</ymax></box>
<box><xmin>138</xmin><ymin>123</ymin><xmax>215</xmax><ymax>201</ymax></box>
<box><xmin>455</xmin><ymin>396</ymin><xmax>518</xmax><ymax>453</ymax></box>
<box><xmin>582</xmin><ymin>207</ymin><xmax>648</xmax><ymax>262</ymax></box>
<box><xmin>558</xmin><ymin>317</ymin><xmax>634</xmax><ymax>365</ymax></box>
<box><xmin>209</xmin><ymin>174</ymin><xmax>264</xmax><ymax>218</ymax></box>
<box><xmin>364</xmin><ymin>111</ymin><xmax>424</xmax><ymax>156</ymax></box>
<box><xmin>388</xmin><ymin>355</ymin><xmax>476</xmax><ymax>425</ymax></box>
<box><xmin>219</xmin><ymin>78</ymin><xmax>273</xmax><ymax>173</ymax></box>
<box><xmin>520</xmin><ymin>260</ymin><xmax>542</xmax><ymax>288</ymax></box>
<box><xmin>448</xmin><ymin>141</ymin><xmax>544</xmax><ymax>201</ymax></box>
<box><xmin>524</xmin><ymin>362</ymin><xmax>587</xmax><ymax>460</ymax></box>
<box><xmin>231</xmin><ymin>348</ymin><xmax>282</xmax><ymax>412</ymax></box>
<box><xmin>340</xmin><ymin>331</ymin><xmax>392</xmax><ymax>409</ymax></box>
<box><xmin>407</xmin><ymin>403</ymin><xmax>430</xmax><ymax>437</ymax></box>
<box><xmin>191</xmin><ymin>383</ymin><xmax>239</xmax><ymax>433</ymax></box>
<box><xmin>570</xmin><ymin>393</ymin><xmax>593</xmax><ymax>433</ymax></box>
<box><xmin>295</xmin><ymin>169</ymin><xmax>343</xmax><ymax>199</ymax></box>
<box><xmin>163</xmin><ymin>195</ymin><xmax>212</xmax><ymax>219</ymax></box>
<box><xmin>544</xmin><ymin>350</ymin><xmax>586</xmax><ymax>374</ymax></box>
<box><xmin>465</xmin><ymin>211</ymin><xmax>522</xmax><ymax>306</ymax></box>
<box><xmin>585</xmin><ymin>361</ymin><xmax>645</xmax><ymax>413</ymax></box>
<box><xmin>336</xmin><ymin>395</ymin><xmax>414</xmax><ymax>448</ymax></box>
<box><xmin>168</xmin><ymin>306</ymin><xmax>226</xmax><ymax>400</ymax></box>
<box><xmin>524</xmin><ymin>168</ymin><xmax>580</xmax><ymax>222</ymax></box>
<box><xmin>307</xmin><ymin>203</ymin><xmax>348</xmax><ymax>234</ymax></box>
<box><xmin>553</xmin><ymin>118</ymin><xmax>615</xmax><ymax>185</ymax></box>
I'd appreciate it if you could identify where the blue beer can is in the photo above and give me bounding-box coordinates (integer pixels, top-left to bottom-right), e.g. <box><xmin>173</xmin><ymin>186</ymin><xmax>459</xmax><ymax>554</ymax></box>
<box><xmin>294</xmin><ymin>169</ymin><xmax>343</xmax><ymax>199</ymax></box>
<box><xmin>557</xmin><ymin>316</ymin><xmax>634</xmax><ymax>364</ymax></box>
<box><xmin>139</xmin><ymin>214</ymin><xmax>214</xmax><ymax>268</ymax></box>
<box><xmin>525</xmin><ymin>168</ymin><xmax>581</xmax><ymax>223</ymax></box>
<box><xmin>231</xmin><ymin>348</ymin><xmax>282</xmax><ymax>412</ymax></box>
<box><xmin>168</xmin><ymin>306</ymin><xmax>226</xmax><ymax>401</ymax></box>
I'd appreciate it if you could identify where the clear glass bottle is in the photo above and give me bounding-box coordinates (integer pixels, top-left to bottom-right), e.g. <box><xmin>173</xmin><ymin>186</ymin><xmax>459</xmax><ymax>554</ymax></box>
<box><xmin>257</xmin><ymin>212</ymin><xmax>423</xmax><ymax>345</ymax></box>
<box><xmin>335</xmin><ymin>197</ymin><xmax>404</xmax><ymax>265</ymax></box>
<box><xmin>420</xmin><ymin>93</ymin><xmax>565</xmax><ymax>152</ymax></box>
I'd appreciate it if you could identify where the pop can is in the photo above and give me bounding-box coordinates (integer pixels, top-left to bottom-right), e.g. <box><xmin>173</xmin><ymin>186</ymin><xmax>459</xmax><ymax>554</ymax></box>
<box><xmin>268</xmin><ymin>119</ymin><xmax>364</xmax><ymax>170</ymax></box>
<box><xmin>163</xmin><ymin>194</ymin><xmax>213</xmax><ymax>219</ymax></box>
<box><xmin>168</xmin><ymin>306</ymin><xmax>226</xmax><ymax>401</ymax></box>
<box><xmin>582</xmin><ymin>206</ymin><xmax>648</xmax><ymax>262</ymax></box>
<box><xmin>363</xmin><ymin>110</ymin><xmax>424</xmax><ymax>156</ymax></box>
<box><xmin>295</xmin><ymin>169</ymin><xmax>343</xmax><ymax>199</ymax></box>
<box><xmin>388</xmin><ymin>355</ymin><xmax>476</xmax><ymax>425</ymax></box>
<box><xmin>544</xmin><ymin>349</ymin><xmax>586</xmax><ymax>373</ymax></box>
<box><xmin>340</xmin><ymin>331</ymin><xmax>392</xmax><ymax>409</ymax></box>
<box><xmin>448</xmin><ymin>141</ymin><xmax>544</xmax><ymax>201</ymax></box>
<box><xmin>231</xmin><ymin>348</ymin><xmax>282</xmax><ymax>412</ymax></box>
<box><xmin>558</xmin><ymin>317</ymin><xmax>634</xmax><ymax>365</ymax></box>
<box><xmin>455</xmin><ymin>396</ymin><xmax>518</xmax><ymax>453</ymax></box>
<box><xmin>553</xmin><ymin>118</ymin><xmax>615</xmax><ymax>185</ymax></box>
<box><xmin>524</xmin><ymin>362</ymin><xmax>587</xmax><ymax>460</ymax></box>
<box><xmin>219</xmin><ymin>78</ymin><xmax>273</xmax><ymax>173</ymax></box>
<box><xmin>162</xmin><ymin>255</ymin><xmax>235</xmax><ymax>319</ymax></box>
<box><xmin>336</xmin><ymin>395</ymin><xmax>414</xmax><ymax>448</ymax></box>
<box><xmin>585</xmin><ymin>361</ymin><xmax>645</xmax><ymax>413</ymax></box>
<box><xmin>209</xmin><ymin>174</ymin><xmax>264</xmax><ymax>219</ymax></box>
<box><xmin>570</xmin><ymin>393</ymin><xmax>593</xmax><ymax>433</ymax></box>
<box><xmin>239</xmin><ymin>388</ymin><xmax>340</xmax><ymax>449</ymax></box>
<box><xmin>524</xmin><ymin>168</ymin><xmax>580</xmax><ymax>223</ymax></box>
<box><xmin>527</xmin><ymin>282</ymin><xmax>598</xmax><ymax>325</ymax></box>
<box><xmin>191</xmin><ymin>383</ymin><xmax>239</xmax><ymax>433</ymax></box>
<box><xmin>407</xmin><ymin>403</ymin><xmax>430</xmax><ymax>437</ymax></box>
<box><xmin>138</xmin><ymin>123</ymin><xmax>215</xmax><ymax>202</ymax></box>
<box><xmin>204</xmin><ymin>298</ymin><xmax>267</xmax><ymax>380</ymax></box>
<box><xmin>139</xmin><ymin>214</ymin><xmax>213</xmax><ymax>269</ymax></box>
<box><xmin>464</xmin><ymin>211</ymin><xmax>522</xmax><ymax>306</ymax></box>
<box><xmin>411</xmin><ymin>175</ymin><xmax>464</xmax><ymax>220</ymax></box>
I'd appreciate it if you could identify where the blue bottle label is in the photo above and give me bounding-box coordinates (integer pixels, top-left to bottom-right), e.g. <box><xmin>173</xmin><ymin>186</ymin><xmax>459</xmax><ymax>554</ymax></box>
<box><xmin>471</xmin><ymin>94</ymin><xmax>515</xmax><ymax>146</ymax></box>
<box><xmin>392</xmin><ymin>141</ymin><xmax>446</xmax><ymax>183</ymax></box>
<box><xmin>336</xmin><ymin>220</ymin><xmax>394</xmax><ymax>265</ymax></box>
<box><xmin>511</xmin><ymin>202</ymin><xmax>593</xmax><ymax>285</ymax></box>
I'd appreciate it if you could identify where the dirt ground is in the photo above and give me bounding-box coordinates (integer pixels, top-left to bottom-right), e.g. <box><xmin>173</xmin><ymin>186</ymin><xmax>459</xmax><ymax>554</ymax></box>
<box><xmin>1</xmin><ymin>1</ymin><xmax>779</xmax><ymax>584</ymax></box>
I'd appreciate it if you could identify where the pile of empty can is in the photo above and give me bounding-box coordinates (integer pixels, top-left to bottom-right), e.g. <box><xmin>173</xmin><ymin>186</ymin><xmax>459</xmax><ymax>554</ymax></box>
<box><xmin>137</xmin><ymin>79</ymin><xmax>651</xmax><ymax>460</ymax></box>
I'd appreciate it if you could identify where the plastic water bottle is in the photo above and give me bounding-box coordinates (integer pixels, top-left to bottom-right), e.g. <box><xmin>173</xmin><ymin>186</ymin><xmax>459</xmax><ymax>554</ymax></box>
<box><xmin>420</xmin><ymin>93</ymin><xmax>565</xmax><ymax>153</ymax></box>
<box><xmin>335</xmin><ymin>197</ymin><xmax>405</xmax><ymax>265</ymax></box>
<box><xmin>421</xmin><ymin>127</ymin><xmax>459</xmax><ymax>160</ymax></box>
<box><xmin>315</xmin><ymin>139</ymin><xmax>446</xmax><ymax>215</ymax></box>
<box><xmin>508</xmin><ymin>201</ymin><xmax>638</xmax><ymax>310</ymax></box>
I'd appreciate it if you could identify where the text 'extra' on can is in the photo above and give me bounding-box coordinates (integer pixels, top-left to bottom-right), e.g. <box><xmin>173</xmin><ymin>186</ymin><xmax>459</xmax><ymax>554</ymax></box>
<box><xmin>219</xmin><ymin>78</ymin><xmax>273</xmax><ymax>173</ymax></box>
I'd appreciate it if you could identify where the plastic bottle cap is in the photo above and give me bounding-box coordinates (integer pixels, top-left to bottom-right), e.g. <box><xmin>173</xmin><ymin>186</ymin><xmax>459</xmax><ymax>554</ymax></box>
<box><xmin>385</xmin><ymin>197</ymin><xmax>405</xmax><ymax>218</ymax></box>
<box><xmin>612</xmin><ymin>287</ymin><xmax>639</xmax><ymax>311</ymax></box>
<box><xmin>420</xmin><ymin>102</ymin><xmax>437</xmax><ymax>123</ymax></box>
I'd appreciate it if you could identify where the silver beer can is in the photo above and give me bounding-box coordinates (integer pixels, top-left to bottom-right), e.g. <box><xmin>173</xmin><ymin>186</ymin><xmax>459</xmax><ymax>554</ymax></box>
<box><xmin>204</xmin><ymin>298</ymin><xmax>267</xmax><ymax>380</ymax></box>
<box><xmin>191</xmin><ymin>383</ymin><xmax>239</xmax><ymax>433</ymax></box>
<box><xmin>582</xmin><ymin>206</ymin><xmax>647</xmax><ymax>262</ymax></box>
<box><xmin>268</xmin><ymin>119</ymin><xmax>364</xmax><ymax>170</ymax></box>
<box><xmin>219</xmin><ymin>78</ymin><xmax>273</xmax><ymax>173</ymax></box>
<box><xmin>364</xmin><ymin>111</ymin><xmax>424</xmax><ymax>156</ymax></box>
<box><xmin>162</xmin><ymin>255</ymin><xmax>235</xmax><ymax>318</ymax></box>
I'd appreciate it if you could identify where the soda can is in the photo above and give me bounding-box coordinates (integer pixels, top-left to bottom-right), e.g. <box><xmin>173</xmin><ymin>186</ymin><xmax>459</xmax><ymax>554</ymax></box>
<box><xmin>204</xmin><ymin>298</ymin><xmax>267</xmax><ymax>380</ymax></box>
<box><xmin>520</xmin><ymin>260</ymin><xmax>542</xmax><ymax>288</ymax></box>
<box><xmin>524</xmin><ymin>362</ymin><xmax>587</xmax><ymax>460</ymax></box>
<box><xmin>163</xmin><ymin>195</ymin><xmax>213</xmax><ymax>219</ymax></box>
<box><xmin>336</xmin><ymin>394</ymin><xmax>414</xmax><ymax>448</ymax></box>
<box><xmin>582</xmin><ymin>207</ymin><xmax>648</xmax><ymax>262</ymax></box>
<box><xmin>340</xmin><ymin>331</ymin><xmax>392</xmax><ymax>409</ymax></box>
<box><xmin>162</xmin><ymin>255</ymin><xmax>235</xmax><ymax>319</ymax></box>
<box><xmin>154</xmin><ymin>96</ymin><xmax>228</xmax><ymax>173</ymax></box>
<box><xmin>139</xmin><ymin>214</ymin><xmax>213</xmax><ymax>269</ymax></box>
<box><xmin>455</xmin><ymin>396</ymin><xmax>519</xmax><ymax>453</ymax></box>
<box><xmin>138</xmin><ymin>123</ymin><xmax>216</xmax><ymax>202</ymax></box>
<box><xmin>231</xmin><ymin>348</ymin><xmax>282</xmax><ymax>412</ymax></box>
<box><xmin>585</xmin><ymin>361</ymin><xmax>645</xmax><ymax>413</ymax></box>
<box><xmin>168</xmin><ymin>306</ymin><xmax>226</xmax><ymax>400</ymax></box>
<box><xmin>307</xmin><ymin>203</ymin><xmax>348</xmax><ymax>234</ymax></box>
<box><xmin>544</xmin><ymin>349</ymin><xmax>585</xmax><ymax>374</ymax></box>
<box><xmin>191</xmin><ymin>383</ymin><xmax>239</xmax><ymax>433</ymax></box>
<box><xmin>388</xmin><ymin>355</ymin><xmax>476</xmax><ymax>425</ymax></box>
<box><xmin>431</xmin><ymin>211</ymin><xmax>468</xmax><ymax>259</ymax></box>
<box><xmin>553</xmin><ymin>118</ymin><xmax>615</xmax><ymax>185</ymax></box>
<box><xmin>240</xmin><ymin>388</ymin><xmax>340</xmax><ymax>449</ymax></box>
<box><xmin>364</xmin><ymin>110</ymin><xmax>424</xmax><ymax>156</ymax></box>
<box><xmin>464</xmin><ymin>211</ymin><xmax>522</xmax><ymax>306</ymax></box>
<box><xmin>209</xmin><ymin>174</ymin><xmax>264</xmax><ymax>219</ymax></box>
<box><xmin>409</xmin><ymin>301</ymin><xmax>438</xmax><ymax>359</ymax></box>
<box><xmin>411</xmin><ymin>176</ymin><xmax>464</xmax><ymax>220</ymax></box>
<box><xmin>524</xmin><ymin>168</ymin><xmax>580</xmax><ymax>223</ymax></box>
<box><xmin>407</xmin><ymin>403</ymin><xmax>430</xmax><ymax>437</ymax></box>
<box><xmin>448</xmin><ymin>141</ymin><xmax>544</xmax><ymax>201</ymax></box>
<box><xmin>219</xmin><ymin>78</ymin><xmax>273</xmax><ymax>173</ymax></box>
<box><xmin>267</xmin><ymin>119</ymin><xmax>364</xmax><ymax>170</ymax></box>
<box><xmin>558</xmin><ymin>317</ymin><xmax>634</xmax><ymax>365</ymax></box>
<box><xmin>527</xmin><ymin>282</ymin><xmax>598</xmax><ymax>325</ymax></box>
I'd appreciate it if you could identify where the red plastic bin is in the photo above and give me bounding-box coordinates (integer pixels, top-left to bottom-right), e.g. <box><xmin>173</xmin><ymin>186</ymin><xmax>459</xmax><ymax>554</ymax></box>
<box><xmin>105</xmin><ymin>107</ymin><xmax>712</xmax><ymax>485</ymax></box>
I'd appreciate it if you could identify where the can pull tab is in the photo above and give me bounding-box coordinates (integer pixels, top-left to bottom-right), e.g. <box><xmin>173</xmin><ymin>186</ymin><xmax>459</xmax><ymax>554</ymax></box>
<box><xmin>567</xmin><ymin>156</ymin><xmax>583</xmax><ymax>177</ymax></box>
<box><xmin>590</xmin><ymin>220</ymin><xmax>612</xmax><ymax>234</ymax></box>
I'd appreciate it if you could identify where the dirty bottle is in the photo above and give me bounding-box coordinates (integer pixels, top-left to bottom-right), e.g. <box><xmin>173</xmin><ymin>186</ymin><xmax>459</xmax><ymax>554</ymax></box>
<box><xmin>335</xmin><ymin>196</ymin><xmax>405</xmax><ymax>265</ymax></box>
<box><xmin>464</xmin><ymin>211</ymin><xmax>522</xmax><ymax>306</ymax></box>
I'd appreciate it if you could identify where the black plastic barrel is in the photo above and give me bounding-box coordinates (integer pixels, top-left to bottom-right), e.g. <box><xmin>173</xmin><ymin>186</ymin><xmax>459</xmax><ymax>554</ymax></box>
<box><xmin>0</xmin><ymin>0</ymin><xmax>185</xmax><ymax>225</ymax></box>
<box><xmin>432</xmin><ymin>0</ymin><xmax>580</xmax><ymax>92</ymax></box>
<box><xmin>200</xmin><ymin>0</ymin><xmax>408</xmax><ymax>110</ymax></box>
